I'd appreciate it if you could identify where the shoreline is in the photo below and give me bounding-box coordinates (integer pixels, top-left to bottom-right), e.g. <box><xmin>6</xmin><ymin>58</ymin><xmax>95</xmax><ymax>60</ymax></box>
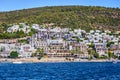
<box><xmin>0</xmin><ymin>57</ymin><xmax>117</xmax><ymax>63</ymax></box>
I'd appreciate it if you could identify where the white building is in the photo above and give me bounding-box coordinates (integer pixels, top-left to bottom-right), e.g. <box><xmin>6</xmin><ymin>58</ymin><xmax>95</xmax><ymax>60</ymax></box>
<box><xmin>7</xmin><ymin>25</ymin><xmax>19</xmax><ymax>33</ymax></box>
<box><xmin>18</xmin><ymin>44</ymin><xmax>36</xmax><ymax>58</ymax></box>
<box><xmin>114</xmin><ymin>50</ymin><xmax>120</xmax><ymax>57</ymax></box>
<box><xmin>32</xmin><ymin>24</ymin><xmax>40</xmax><ymax>30</ymax></box>
<box><xmin>94</xmin><ymin>43</ymin><xmax>108</xmax><ymax>56</ymax></box>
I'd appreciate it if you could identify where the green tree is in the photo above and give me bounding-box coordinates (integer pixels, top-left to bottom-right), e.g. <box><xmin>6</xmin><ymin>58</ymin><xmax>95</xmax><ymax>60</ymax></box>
<box><xmin>28</xmin><ymin>28</ymin><xmax>37</xmax><ymax>36</ymax></box>
<box><xmin>75</xmin><ymin>37</ymin><xmax>83</xmax><ymax>42</ymax></box>
<box><xmin>93</xmin><ymin>52</ymin><xmax>99</xmax><ymax>59</ymax></box>
<box><xmin>100</xmin><ymin>56</ymin><xmax>108</xmax><ymax>59</ymax></box>
<box><xmin>108</xmin><ymin>52</ymin><xmax>114</xmax><ymax>58</ymax></box>
<box><xmin>89</xmin><ymin>42</ymin><xmax>94</xmax><ymax>49</ymax></box>
<box><xmin>88</xmin><ymin>49</ymin><xmax>99</xmax><ymax>59</ymax></box>
<box><xmin>10</xmin><ymin>51</ymin><xmax>18</xmax><ymax>58</ymax></box>
<box><xmin>39</xmin><ymin>48</ymin><xmax>44</xmax><ymax>57</ymax></box>
<box><xmin>31</xmin><ymin>52</ymin><xmax>37</xmax><ymax>57</ymax></box>
<box><xmin>107</xmin><ymin>42</ymin><xmax>114</xmax><ymax>47</ymax></box>
<box><xmin>19</xmin><ymin>24</ymin><xmax>23</xmax><ymax>28</ymax></box>
<box><xmin>35</xmin><ymin>48</ymin><xmax>44</xmax><ymax>59</ymax></box>
<box><xmin>18</xmin><ymin>39</ymin><xmax>29</xmax><ymax>44</ymax></box>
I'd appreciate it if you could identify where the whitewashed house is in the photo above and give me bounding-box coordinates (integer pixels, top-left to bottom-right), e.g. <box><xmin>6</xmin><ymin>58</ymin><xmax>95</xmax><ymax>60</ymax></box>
<box><xmin>90</xmin><ymin>30</ymin><xmax>95</xmax><ymax>34</ymax></box>
<box><xmin>32</xmin><ymin>24</ymin><xmax>40</xmax><ymax>30</ymax></box>
<box><xmin>7</xmin><ymin>25</ymin><xmax>19</xmax><ymax>33</ymax></box>
<box><xmin>18</xmin><ymin>44</ymin><xmax>36</xmax><ymax>58</ymax></box>
<box><xmin>94</xmin><ymin>43</ymin><xmax>108</xmax><ymax>56</ymax></box>
<box><xmin>0</xmin><ymin>43</ymin><xmax>17</xmax><ymax>57</ymax></box>
<box><xmin>114</xmin><ymin>50</ymin><xmax>120</xmax><ymax>57</ymax></box>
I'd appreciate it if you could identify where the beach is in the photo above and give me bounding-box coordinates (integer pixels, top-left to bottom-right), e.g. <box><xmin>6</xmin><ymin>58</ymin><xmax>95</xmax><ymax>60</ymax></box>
<box><xmin>0</xmin><ymin>57</ymin><xmax>114</xmax><ymax>63</ymax></box>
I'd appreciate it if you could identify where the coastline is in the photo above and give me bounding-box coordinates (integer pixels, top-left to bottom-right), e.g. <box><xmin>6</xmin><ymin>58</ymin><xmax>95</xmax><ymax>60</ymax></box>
<box><xmin>0</xmin><ymin>57</ymin><xmax>116</xmax><ymax>63</ymax></box>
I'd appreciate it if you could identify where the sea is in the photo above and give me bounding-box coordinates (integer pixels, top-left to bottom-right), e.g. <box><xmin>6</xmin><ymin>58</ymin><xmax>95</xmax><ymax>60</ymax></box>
<box><xmin>0</xmin><ymin>62</ymin><xmax>120</xmax><ymax>80</ymax></box>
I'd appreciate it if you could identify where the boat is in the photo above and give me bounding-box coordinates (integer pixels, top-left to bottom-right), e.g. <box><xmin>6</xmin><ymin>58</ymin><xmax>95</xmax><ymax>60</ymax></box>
<box><xmin>12</xmin><ymin>61</ymin><xmax>23</xmax><ymax>64</ymax></box>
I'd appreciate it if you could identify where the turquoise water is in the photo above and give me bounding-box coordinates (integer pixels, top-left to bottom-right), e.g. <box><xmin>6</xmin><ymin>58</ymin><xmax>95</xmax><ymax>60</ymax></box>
<box><xmin>0</xmin><ymin>62</ymin><xmax>120</xmax><ymax>80</ymax></box>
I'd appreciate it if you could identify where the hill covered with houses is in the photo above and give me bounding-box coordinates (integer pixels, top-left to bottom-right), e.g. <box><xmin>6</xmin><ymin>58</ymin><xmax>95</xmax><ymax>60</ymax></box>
<box><xmin>0</xmin><ymin>23</ymin><xmax>119</xmax><ymax>61</ymax></box>
<box><xmin>0</xmin><ymin>6</ymin><xmax>120</xmax><ymax>32</ymax></box>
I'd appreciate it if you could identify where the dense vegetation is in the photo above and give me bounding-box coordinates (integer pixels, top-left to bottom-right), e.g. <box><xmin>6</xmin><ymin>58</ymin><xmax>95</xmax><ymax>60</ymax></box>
<box><xmin>18</xmin><ymin>39</ymin><xmax>29</xmax><ymax>44</ymax></box>
<box><xmin>0</xmin><ymin>27</ymin><xmax>36</xmax><ymax>39</ymax></box>
<box><xmin>10</xmin><ymin>51</ymin><xmax>18</xmax><ymax>58</ymax></box>
<box><xmin>0</xmin><ymin>31</ymin><xmax>26</xmax><ymax>39</ymax></box>
<box><xmin>0</xmin><ymin>6</ymin><xmax>120</xmax><ymax>31</ymax></box>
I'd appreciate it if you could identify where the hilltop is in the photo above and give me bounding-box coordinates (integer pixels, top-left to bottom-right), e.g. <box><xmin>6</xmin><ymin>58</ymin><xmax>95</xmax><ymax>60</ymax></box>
<box><xmin>0</xmin><ymin>6</ymin><xmax>120</xmax><ymax>31</ymax></box>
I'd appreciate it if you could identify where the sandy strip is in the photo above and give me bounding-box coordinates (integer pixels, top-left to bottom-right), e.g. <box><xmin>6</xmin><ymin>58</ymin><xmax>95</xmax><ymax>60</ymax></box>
<box><xmin>0</xmin><ymin>57</ymin><xmax>114</xmax><ymax>63</ymax></box>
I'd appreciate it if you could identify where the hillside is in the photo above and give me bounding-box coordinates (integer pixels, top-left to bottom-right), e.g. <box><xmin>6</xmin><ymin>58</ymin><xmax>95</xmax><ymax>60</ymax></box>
<box><xmin>0</xmin><ymin>6</ymin><xmax>120</xmax><ymax>31</ymax></box>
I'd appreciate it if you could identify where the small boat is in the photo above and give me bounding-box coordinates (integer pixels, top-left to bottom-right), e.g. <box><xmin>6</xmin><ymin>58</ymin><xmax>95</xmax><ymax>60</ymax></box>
<box><xmin>13</xmin><ymin>61</ymin><xmax>23</xmax><ymax>64</ymax></box>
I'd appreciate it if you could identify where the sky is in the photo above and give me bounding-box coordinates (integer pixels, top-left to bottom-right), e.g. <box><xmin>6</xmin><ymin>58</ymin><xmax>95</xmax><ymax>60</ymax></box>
<box><xmin>0</xmin><ymin>0</ymin><xmax>120</xmax><ymax>11</ymax></box>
